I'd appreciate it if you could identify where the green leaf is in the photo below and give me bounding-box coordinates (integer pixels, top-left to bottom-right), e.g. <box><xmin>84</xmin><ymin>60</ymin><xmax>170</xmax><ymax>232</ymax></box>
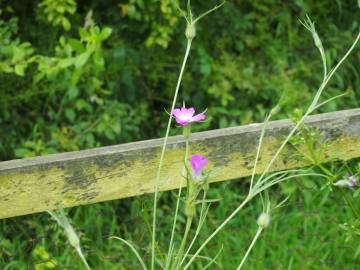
<box><xmin>14</xmin><ymin>64</ymin><xmax>26</xmax><ymax>76</ymax></box>
<box><xmin>75</xmin><ymin>52</ymin><xmax>90</xmax><ymax>68</ymax></box>
<box><xmin>68</xmin><ymin>39</ymin><xmax>85</xmax><ymax>53</ymax></box>
<box><xmin>14</xmin><ymin>148</ymin><xmax>34</xmax><ymax>158</ymax></box>
<box><xmin>75</xmin><ymin>99</ymin><xmax>91</xmax><ymax>111</ymax></box>
<box><xmin>65</xmin><ymin>108</ymin><xmax>76</xmax><ymax>122</ymax></box>
<box><xmin>93</xmin><ymin>50</ymin><xmax>104</xmax><ymax>67</ymax></box>
<box><xmin>68</xmin><ymin>86</ymin><xmax>79</xmax><ymax>100</ymax></box>
<box><xmin>58</xmin><ymin>58</ymin><xmax>74</xmax><ymax>69</ymax></box>
<box><xmin>86</xmin><ymin>133</ymin><xmax>95</xmax><ymax>147</ymax></box>
<box><xmin>62</xmin><ymin>17</ymin><xmax>71</xmax><ymax>31</ymax></box>
<box><xmin>100</xmin><ymin>27</ymin><xmax>112</xmax><ymax>40</ymax></box>
<box><xmin>0</xmin><ymin>62</ymin><xmax>14</xmax><ymax>73</ymax></box>
<box><xmin>78</xmin><ymin>28</ymin><xmax>88</xmax><ymax>39</ymax></box>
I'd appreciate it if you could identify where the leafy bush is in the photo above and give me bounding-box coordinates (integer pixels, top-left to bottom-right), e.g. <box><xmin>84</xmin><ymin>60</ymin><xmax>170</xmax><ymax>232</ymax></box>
<box><xmin>0</xmin><ymin>0</ymin><xmax>358</xmax><ymax>161</ymax></box>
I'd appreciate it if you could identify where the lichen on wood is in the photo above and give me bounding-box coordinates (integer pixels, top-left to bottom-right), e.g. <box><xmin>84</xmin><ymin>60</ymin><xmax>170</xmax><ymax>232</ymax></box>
<box><xmin>1</xmin><ymin>108</ymin><xmax>360</xmax><ymax>219</ymax></box>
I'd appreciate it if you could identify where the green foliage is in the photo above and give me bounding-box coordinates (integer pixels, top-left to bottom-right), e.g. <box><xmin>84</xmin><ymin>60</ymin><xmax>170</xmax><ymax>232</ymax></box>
<box><xmin>119</xmin><ymin>0</ymin><xmax>179</xmax><ymax>48</ymax></box>
<box><xmin>0</xmin><ymin>16</ymin><xmax>34</xmax><ymax>76</ymax></box>
<box><xmin>37</xmin><ymin>0</ymin><xmax>77</xmax><ymax>31</ymax></box>
<box><xmin>1</xmin><ymin>0</ymin><xmax>360</xmax><ymax>268</ymax></box>
<box><xmin>1</xmin><ymin>0</ymin><xmax>358</xmax><ymax>160</ymax></box>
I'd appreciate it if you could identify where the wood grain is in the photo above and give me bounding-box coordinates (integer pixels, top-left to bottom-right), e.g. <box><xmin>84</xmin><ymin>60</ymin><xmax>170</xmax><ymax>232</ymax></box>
<box><xmin>1</xmin><ymin>108</ymin><xmax>360</xmax><ymax>219</ymax></box>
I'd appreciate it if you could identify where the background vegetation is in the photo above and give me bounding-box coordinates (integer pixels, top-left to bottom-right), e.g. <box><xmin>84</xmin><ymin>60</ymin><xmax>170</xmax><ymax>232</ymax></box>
<box><xmin>0</xmin><ymin>0</ymin><xmax>359</xmax><ymax>269</ymax></box>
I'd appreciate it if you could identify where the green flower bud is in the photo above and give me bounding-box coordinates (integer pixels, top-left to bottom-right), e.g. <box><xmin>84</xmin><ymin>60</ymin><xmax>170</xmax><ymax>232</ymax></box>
<box><xmin>270</xmin><ymin>105</ymin><xmax>280</xmax><ymax>115</ymax></box>
<box><xmin>65</xmin><ymin>226</ymin><xmax>80</xmax><ymax>248</ymax></box>
<box><xmin>185</xmin><ymin>22</ymin><xmax>196</xmax><ymax>40</ymax></box>
<box><xmin>257</xmin><ymin>212</ymin><xmax>270</xmax><ymax>228</ymax></box>
<box><xmin>312</xmin><ymin>32</ymin><xmax>323</xmax><ymax>50</ymax></box>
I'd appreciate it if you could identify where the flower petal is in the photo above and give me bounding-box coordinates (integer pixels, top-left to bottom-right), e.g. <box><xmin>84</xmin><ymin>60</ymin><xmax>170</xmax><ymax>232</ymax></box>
<box><xmin>186</xmin><ymin>107</ymin><xmax>195</xmax><ymax>118</ymax></box>
<box><xmin>191</xmin><ymin>154</ymin><xmax>208</xmax><ymax>177</ymax></box>
<box><xmin>191</xmin><ymin>112</ymin><xmax>206</xmax><ymax>123</ymax></box>
<box><xmin>176</xmin><ymin>119</ymin><xmax>190</xmax><ymax>126</ymax></box>
<box><xmin>172</xmin><ymin>108</ymin><xmax>183</xmax><ymax>118</ymax></box>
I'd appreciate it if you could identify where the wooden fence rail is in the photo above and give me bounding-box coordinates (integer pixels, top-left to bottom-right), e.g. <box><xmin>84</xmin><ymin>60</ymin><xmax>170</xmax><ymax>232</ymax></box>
<box><xmin>1</xmin><ymin>108</ymin><xmax>360</xmax><ymax>219</ymax></box>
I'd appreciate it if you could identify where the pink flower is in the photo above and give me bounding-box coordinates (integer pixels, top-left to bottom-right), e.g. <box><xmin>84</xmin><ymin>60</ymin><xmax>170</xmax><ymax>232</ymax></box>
<box><xmin>191</xmin><ymin>155</ymin><xmax>208</xmax><ymax>179</ymax></box>
<box><xmin>172</xmin><ymin>106</ymin><xmax>206</xmax><ymax>126</ymax></box>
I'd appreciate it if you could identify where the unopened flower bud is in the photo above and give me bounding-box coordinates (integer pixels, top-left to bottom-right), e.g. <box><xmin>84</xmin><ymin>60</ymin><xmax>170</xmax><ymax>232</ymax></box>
<box><xmin>257</xmin><ymin>212</ymin><xmax>270</xmax><ymax>228</ymax></box>
<box><xmin>65</xmin><ymin>226</ymin><xmax>80</xmax><ymax>248</ymax></box>
<box><xmin>271</xmin><ymin>105</ymin><xmax>280</xmax><ymax>115</ymax></box>
<box><xmin>185</xmin><ymin>22</ymin><xmax>196</xmax><ymax>40</ymax></box>
<box><xmin>312</xmin><ymin>32</ymin><xmax>323</xmax><ymax>50</ymax></box>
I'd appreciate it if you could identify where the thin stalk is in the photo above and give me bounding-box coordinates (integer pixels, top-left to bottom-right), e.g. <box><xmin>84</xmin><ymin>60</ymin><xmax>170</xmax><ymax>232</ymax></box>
<box><xmin>110</xmin><ymin>236</ymin><xmax>148</xmax><ymax>270</ymax></box>
<box><xmin>250</xmin><ymin>113</ymin><xmax>272</xmax><ymax>193</ymax></box>
<box><xmin>320</xmin><ymin>48</ymin><xmax>327</xmax><ymax>81</ymax></box>
<box><xmin>151</xmin><ymin>39</ymin><xmax>193</xmax><ymax>270</ymax></box>
<box><xmin>76</xmin><ymin>247</ymin><xmax>91</xmax><ymax>270</ymax></box>
<box><xmin>166</xmin><ymin>136</ymin><xmax>190</xmax><ymax>268</ymax></box>
<box><xmin>254</xmin><ymin>173</ymin><xmax>326</xmax><ymax>196</ymax></box>
<box><xmin>257</xmin><ymin>31</ymin><xmax>360</xmax><ymax>185</ymax></box>
<box><xmin>179</xmin><ymin>191</ymin><xmax>208</xmax><ymax>268</ymax></box>
<box><xmin>173</xmin><ymin>215</ymin><xmax>193</xmax><ymax>270</ymax></box>
<box><xmin>184</xmin><ymin>171</ymin><xmax>325</xmax><ymax>269</ymax></box>
<box><xmin>236</xmin><ymin>227</ymin><xmax>263</xmax><ymax>270</ymax></box>
<box><xmin>202</xmin><ymin>245</ymin><xmax>223</xmax><ymax>270</ymax></box>
<box><xmin>183</xmin><ymin>197</ymin><xmax>251</xmax><ymax>270</ymax></box>
<box><xmin>338</xmin><ymin>188</ymin><xmax>360</xmax><ymax>219</ymax></box>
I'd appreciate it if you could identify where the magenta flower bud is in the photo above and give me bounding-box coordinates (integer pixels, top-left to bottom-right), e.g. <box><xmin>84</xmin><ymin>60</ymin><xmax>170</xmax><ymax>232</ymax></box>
<box><xmin>172</xmin><ymin>106</ymin><xmax>206</xmax><ymax>126</ymax></box>
<box><xmin>190</xmin><ymin>155</ymin><xmax>208</xmax><ymax>179</ymax></box>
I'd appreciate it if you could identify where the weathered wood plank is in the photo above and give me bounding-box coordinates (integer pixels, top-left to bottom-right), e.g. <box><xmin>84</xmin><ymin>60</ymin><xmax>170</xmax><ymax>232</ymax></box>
<box><xmin>1</xmin><ymin>108</ymin><xmax>360</xmax><ymax>219</ymax></box>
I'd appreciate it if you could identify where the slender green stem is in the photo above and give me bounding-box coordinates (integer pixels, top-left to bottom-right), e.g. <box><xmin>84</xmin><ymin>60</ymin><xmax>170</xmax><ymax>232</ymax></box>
<box><xmin>257</xmin><ymin>31</ymin><xmax>360</xmax><ymax>185</ymax></box>
<box><xmin>76</xmin><ymin>247</ymin><xmax>92</xmax><ymax>270</ymax></box>
<box><xmin>151</xmin><ymin>39</ymin><xmax>192</xmax><ymax>270</ymax></box>
<box><xmin>173</xmin><ymin>215</ymin><xmax>193</xmax><ymax>270</ymax></box>
<box><xmin>166</xmin><ymin>135</ymin><xmax>190</xmax><ymax>268</ymax></box>
<box><xmin>110</xmin><ymin>236</ymin><xmax>148</xmax><ymax>270</ymax></box>
<box><xmin>179</xmin><ymin>191</ymin><xmax>208</xmax><ymax>268</ymax></box>
<box><xmin>183</xmin><ymin>197</ymin><xmax>251</xmax><ymax>270</ymax></box>
<box><xmin>338</xmin><ymin>188</ymin><xmax>360</xmax><ymax>219</ymax></box>
<box><xmin>184</xmin><ymin>171</ymin><xmax>324</xmax><ymax>269</ymax></box>
<box><xmin>317</xmin><ymin>163</ymin><xmax>334</xmax><ymax>177</ymax></box>
<box><xmin>250</xmin><ymin>113</ymin><xmax>272</xmax><ymax>193</ymax></box>
<box><xmin>236</xmin><ymin>227</ymin><xmax>263</xmax><ymax>270</ymax></box>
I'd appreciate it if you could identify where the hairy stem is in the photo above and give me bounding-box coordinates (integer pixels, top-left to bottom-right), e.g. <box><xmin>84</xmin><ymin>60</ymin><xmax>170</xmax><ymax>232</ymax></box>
<box><xmin>183</xmin><ymin>197</ymin><xmax>251</xmax><ymax>269</ymax></box>
<box><xmin>173</xmin><ymin>215</ymin><xmax>193</xmax><ymax>270</ymax></box>
<box><xmin>236</xmin><ymin>227</ymin><xmax>263</xmax><ymax>270</ymax></box>
<box><xmin>166</xmin><ymin>136</ymin><xmax>190</xmax><ymax>268</ymax></box>
<box><xmin>179</xmin><ymin>191</ymin><xmax>208</xmax><ymax>268</ymax></box>
<box><xmin>151</xmin><ymin>39</ymin><xmax>192</xmax><ymax>270</ymax></box>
